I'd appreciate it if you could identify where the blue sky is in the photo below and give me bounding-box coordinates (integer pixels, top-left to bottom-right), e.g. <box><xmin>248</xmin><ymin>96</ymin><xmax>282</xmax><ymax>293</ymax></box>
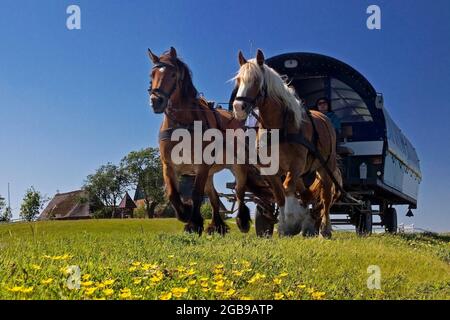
<box><xmin>0</xmin><ymin>0</ymin><xmax>449</xmax><ymax>231</ymax></box>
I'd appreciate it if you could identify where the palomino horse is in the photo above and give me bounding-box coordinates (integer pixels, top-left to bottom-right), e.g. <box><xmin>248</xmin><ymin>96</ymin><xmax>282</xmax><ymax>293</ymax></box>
<box><xmin>148</xmin><ymin>47</ymin><xmax>266</xmax><ymax>235</ymax></box>
<box><xmin>232</xmin><ymin>49</ymin><xmax>341</xmax><ymax>238</ymax></box>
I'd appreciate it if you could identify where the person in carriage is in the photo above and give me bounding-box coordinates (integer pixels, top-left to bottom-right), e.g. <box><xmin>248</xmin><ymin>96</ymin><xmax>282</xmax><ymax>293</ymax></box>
<box><xmin>314</xmin><ymin>97</ymin><xmax>341</xmax><ymax>135</ymax></box>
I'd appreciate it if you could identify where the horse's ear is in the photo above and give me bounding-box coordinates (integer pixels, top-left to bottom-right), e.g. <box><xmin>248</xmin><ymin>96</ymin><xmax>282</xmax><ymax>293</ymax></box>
<box><xmin>238</xmin><ymin>50</ymin><xmax>247</xmax><ymax>66</ymax></box>
<box><xmin>256</xmin><ymin>49</ymin><xmax>265</xmax><ymax>66</ymax></box>
<box><xmin>169</xmin><ymin>47</ymin><xmax>177</xmax><ymax>59</ymax></box>
<box><xmin>148</xmin><ymin>49</ymin><xmax>159</xmax><ymax>64</ymax></box>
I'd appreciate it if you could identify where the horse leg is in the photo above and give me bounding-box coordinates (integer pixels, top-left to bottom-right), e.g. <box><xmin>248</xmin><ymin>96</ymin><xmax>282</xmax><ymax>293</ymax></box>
<box><xmin>205</xmin><ymin>175</ymin><xmax>229</xmax><ymax>236</ymax></box>
<box><xmin>278</xmin><ymin>171</ymin><xmax>309</xmax><ymax>236</ymax></box>
<box><xmin>317</xmin><ymin>170</ymin><xmax>333</xmax><ymax>238</ymax></box>
<box><xmin>264</xmin><ymin>175</ymin><xmax>288</xmax><ymax>235</ymax></box>
<box><xmin>184</xmin><ymin>166</ymin><xmax>208</xmax><ymax>235</ymax></box>
<box><xmin>163</xmin><ymin>163</ymin><xmax>190</xmax><ymax>223</ymax></box>
<box><xmin>234</xmin><ymin>165</ymin><xmax>251</xmax><ymax>233</ymax></box>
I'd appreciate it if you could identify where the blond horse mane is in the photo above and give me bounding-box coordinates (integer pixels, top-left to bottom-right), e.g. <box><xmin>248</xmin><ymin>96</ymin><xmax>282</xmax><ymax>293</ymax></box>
<box><xmin>234</xmin><ymin>59</ymin><xmax>304</xmax><ymax>128</ymax></box>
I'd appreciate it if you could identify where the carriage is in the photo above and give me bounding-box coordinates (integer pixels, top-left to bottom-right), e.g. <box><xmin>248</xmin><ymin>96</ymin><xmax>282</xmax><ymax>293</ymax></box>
<box><xmin>222</xmin><ymin>52</ymin><xmax>422</xmax><ymax>235</ymax></box>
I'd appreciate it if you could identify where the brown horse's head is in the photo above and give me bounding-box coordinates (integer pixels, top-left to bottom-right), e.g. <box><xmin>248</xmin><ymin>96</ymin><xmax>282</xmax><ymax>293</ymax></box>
<box><xmin>233</xmin><ymin>49</ymin><xmax>303</xmax><ymax>127</ymax></box>
<box><xmin>147</xmin><ymin>47</ymin><xmax>197</xmax><ymax>113</ymax></box>
<box><xmin>232</xmin><ymin>49</ymin><xmax>267</xmax><ymax>121</ymax></box>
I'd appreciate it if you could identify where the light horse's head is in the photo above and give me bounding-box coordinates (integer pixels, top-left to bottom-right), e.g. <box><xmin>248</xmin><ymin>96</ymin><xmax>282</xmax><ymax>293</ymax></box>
<box><xmin>147</xmin><ymin>47</ymin><xmax>197</xmax><ymax>113</ymax></box>
<box><xmin>232</xmin><ymin>49</ymin><xmax>303</xmax><ymax>128</ymax></box>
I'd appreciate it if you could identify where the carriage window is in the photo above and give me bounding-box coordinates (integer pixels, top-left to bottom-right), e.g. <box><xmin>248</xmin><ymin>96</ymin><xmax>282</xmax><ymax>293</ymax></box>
<box><xmin>330</xmin><ymin>78</ymin><xmax>373</xmax><ymax>123</ymax></box>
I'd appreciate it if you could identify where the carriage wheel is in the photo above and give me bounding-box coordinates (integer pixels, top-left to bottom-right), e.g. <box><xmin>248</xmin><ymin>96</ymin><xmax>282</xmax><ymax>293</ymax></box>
<box><xmin>356</xmin><ymin>202</ymin><xmax>373</xmax><ymax>236</ymax></box>
<box><xmin>255</xmin><ymin>205</ymin><xmax>275</xmax><ymax>238</ymax></box>
<box><xmin>384</xmin><ymin>207</ymin><xmax>397</xmax><ymax>234</ymax></box>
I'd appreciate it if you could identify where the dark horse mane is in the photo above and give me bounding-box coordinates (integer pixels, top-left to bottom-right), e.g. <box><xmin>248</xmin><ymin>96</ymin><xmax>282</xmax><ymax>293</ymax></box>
<box><xmin>162</xmin><ymin>52</ymin><xmax>198</xmax><ymax>103</ymax></box>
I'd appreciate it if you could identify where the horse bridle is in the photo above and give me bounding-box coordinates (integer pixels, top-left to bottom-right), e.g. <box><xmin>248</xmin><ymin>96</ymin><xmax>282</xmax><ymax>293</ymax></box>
<box><xmin>148</xmin><ymin>61</ymin><xmax>182</xmax><ymax>102</ymax></box>
<box><xmin>234</xmin><ymin>81</ymin><xmax>268</xmax><ymax>124</ymax></box>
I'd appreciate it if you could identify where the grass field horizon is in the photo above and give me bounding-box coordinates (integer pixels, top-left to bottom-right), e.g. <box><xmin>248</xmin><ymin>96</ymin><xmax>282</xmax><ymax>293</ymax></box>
<box><xmin>0</xmin><ymin>219</ymin><xmax>449</xmax><ymax>300</ymax></box>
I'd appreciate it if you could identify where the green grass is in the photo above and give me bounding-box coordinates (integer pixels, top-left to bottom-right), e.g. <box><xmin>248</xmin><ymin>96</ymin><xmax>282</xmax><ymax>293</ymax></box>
<box><xmin>0</xmin><ymin>219</ymin><xmax>449</xmax><ymax>300</ymax></box>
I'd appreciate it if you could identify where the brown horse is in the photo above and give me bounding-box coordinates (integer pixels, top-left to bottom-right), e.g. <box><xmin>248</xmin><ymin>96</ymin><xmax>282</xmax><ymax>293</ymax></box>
<box><xmin>148</xmin><ymin>47</ymin><xmax>262</xmax><ymax>235</ymax></box>
<box><xmin>232</xmin><ymin>49</ymin><xmax>341</xmax><ymax>238</ymax></box>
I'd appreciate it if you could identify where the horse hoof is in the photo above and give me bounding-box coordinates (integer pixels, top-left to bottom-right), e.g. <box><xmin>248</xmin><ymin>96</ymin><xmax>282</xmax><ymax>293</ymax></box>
<box><xmin>206</xmin><ymin>223</ymin><xmax>229</xmax><ymax>236</ymax></box>
<box><xmin>236</xmin><ymin>205</ymin><xmax>251</xmax><ymax>233</ymax></box>
<box><xmin>184</xmin><ymin>223</ymin><xmax>204</xmax><ymax>236</ymax></box>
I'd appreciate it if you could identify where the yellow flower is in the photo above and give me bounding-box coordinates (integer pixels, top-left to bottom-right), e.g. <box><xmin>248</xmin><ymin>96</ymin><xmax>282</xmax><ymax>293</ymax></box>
<box><xmin>214</xmin><ymin>287</ymin><xmax>226</xmax><ymax>293</ymax></box>
<box><xmin>274</xmin><ymin>292</ymin><xmax>285</xmax><ymax>300</ymax></box>
<box><xmin>278</xmin><ymin>272</ymin><xmax>289</xmax><ymax>278</ymax></box>
<box><xmin>286</xmin><ymin>290</ymin><xmax>294</xmax><ymax>297</ymax></box>
<box><xmin>188</xmin><ymin>280</ymin><xmax>197</xmax><ymax>286</ymax></box>
<box><xmin>81</xmin><ymin>281</ymin><xmax>94</xmax><ymax>287</ymax></box>
<box><xmin>103</xmin><ymin>288</ymin><xmax>114</xmax><ymax>296</ymax></box>
<box><xmin>85</xmin><ymin>287</ymin><xmax>97</xmax><ymax>296</ymax></box>
<box><xmin>200</xmin><ymin>282</ymin><xmax>209</xmax><ymax>288</ymax></box>
<box><xmin>93</xmin><ymin>297</ymin><xmax>106</xmax><ymax>300</ymax></box>
<box><xmin>189</xmin><ymin>262</ymin><xmax>197</xmax><ymax>266</ymax></box>
<box><xmin>96</xmin><ymin>283</ymin><xmax>105</xmax><ymax>289</ymax></box>
<box><xmin>240</xmin><ymin>296</ymin><xmax>253</xmax><ymax>300</ymax></box>
<box><xmin>131</xmin><ymin>261</ymin><xmax>141</xmax><ymax>267</ymax></box>
<box><xmin>311</xmin><ymin>291</ymin><xmax>326</xmax><ymax>300</ymax></box>
<box><xmin>247</xmin><ymin>273</ymin><xmax>266</xmax><ymax>284</ymax></box>
<box><xmin>213</xmin><ymin>280</ymin><xmax>225</xmax><ymax>288</ymax></box>
<box><xmin>103</xmin><ymin>279</ymin><xmax>115</xmax><ymax>286</ymax></box>
<box><xmin>160</xmin><ymin>292</ymin><xmax>172</xmax><ymax>300</ymax></box>
<box><xmin>307</xmin><ymin>288</ymin><xmax>315</xmax><ymax>294</ymax></box>
<box><xmin>201</xmin><ymin>288</ymin><xmax>210</xmax><ymax>292</ymax></box>
<box><xmin>215</xmin><ymin>264</ymin><xmax>224</xmax><ymax>269</ymax></box>
<box><xmin>297</xmin><ymin>284</ymin><xmax>307</xmax><ymax>289</ymax></box>
<box><xmin>199</xmin><ymin>277</ymin><xmax>209</xmax><ymax>282</ymax></box>
<box><xmin>232</xmin><ymin>271</ymin><xmax>243</xmax><ymax>277</ymax></box>
<box><xmin>186</xmin><ymin>268</ymin><xmax>196</xmax><ymax>276</ymax></box>
<box><xmin>7</xmin><ymin>286</ymin><xmax>24</xmax><ymax>293</ymax></box>
<box><xmin>171</xmin><ymin>287</ymin><xmax>188</xmax><ymax>298</ymax></box>
<box><xmin>31</xmin><ymin>264</ymin><xmax>41</xmax><ymax>271</ymax></box>
<box><xmin>119</xmin><ymin>288</ymin><xmax>132</xmax><ymax>299</ymax></box>
<box><xmin>82</xmin><ymin>274</ymin><xmax>91</xmax><ymax>281</ymax></box>
<box><xmin>128</xmin><ymin>266</ymin><xmax>137</xmax><ymax>272</ymax></box>
<box><xmin>167</xmin><ymin>254</ymin><xmax>175</xmax><ymax>259</ymax></box>
<box><xmin>22</xmin><ymin>287</ymin><xmax>33</xmax><ymax>293</ymax></box>
<box><xmin>224</xmin><ymin>289</ymin><xmax>236</xmax><ymax>298</ymax></box>
<box><xmin>133</xmin><ymin>278</ymin><xmax>142</xmax><ymax>285</ymax></box>
<box><xmin>41</xmin><ymin>278</ymin><xmax>54</xmax><ymax>285</ymax></box>
<box><xmin>273</xmin><ymin>278</ymin><xmax>282</xmax><ymax>285</ymax></box>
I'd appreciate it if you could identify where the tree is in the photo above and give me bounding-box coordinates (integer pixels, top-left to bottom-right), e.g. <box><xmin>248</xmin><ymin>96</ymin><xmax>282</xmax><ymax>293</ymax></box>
<box><xmin>83</xmin><ymin>163</ymin><xmax>129</xmax><ymax>218</ymax></box>
<box><xmin>20</xmin><ymin>187</ymin><xmax>47</xmax><ymax>222</ymax></box>
<box><xmin>121</xmin><ymin>148</ymin><xmax>165</xmax><ymax>218</ymax></box>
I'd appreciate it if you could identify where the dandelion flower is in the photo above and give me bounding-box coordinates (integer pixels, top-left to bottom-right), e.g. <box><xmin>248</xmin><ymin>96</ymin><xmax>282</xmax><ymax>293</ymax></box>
<box><xmin>224</xmin><ymin>289</ymin><xmax>236</xmax><ymax>298</ymax></box>
<box><xmin>232</xmin><ymin>271</ymin><xmax>243</xmax><ymax>277</ymax></box>
<box><xmin>41</xmin><ymin>278</ymin><xmax>54</xmax><ymax>285</ymax></box>
<box><xmin>188</xmin><ymin>280</ymin><xmax>197</xmax><ymax>286</ymax></box>
<box><xmin>274</xmin><ymin>292</ymin><xmax>284</xmax><ymax>300</ymax></box>
<box><xmin>133</xmin><ymin>278</ymin><xmax>142</xmax><ymax>285</ymax></box>
<box><xmin>81</xmin><ymin>281</ymin><xmax>94</xmax><ymax>287</ymax></box>
<box><xmin>7</xmin><ymin>286</ymin><xmax>24</xmax><ymax>293</ymax></box>
<box><xmin>131</xmin><ymin>261</ymin><xmax>141</xmax><ymax>267</ymax></box>
<box><xmin>31</xmin><ymin>264</ymin><xmax>41</xmax><ymax>271</ymax></box>
<box><xmin>278</xmin><ymin>272</ymin><xmax>289</xmax><ymax>278</ymax></box>
<box><xmin>273</xmin><ymin>278</ymin><xmax>282</xmax><ymax>285</ymax></box>
<box><xmin>128</xmin><ymin>266</ymin><xmax>137</xmax><ymax>272</ymax></box>
<box><xmin>103</xmin><ymin>288</ymin><xmax>114</xmax><ymax>296</ymax></box>
<box><xmin>160</xmin><ymin>292</ymin><xmax>172</xmax><ymax>300</ymax></box>
<box><xmin>85</xmin><ymin>287</ymin><xmax>97</xmax><ymax>296</ymax></box>
<box><xmin>240</xmin><ymin>296</ymin><xmax>253</xmax><ymax>300</ymax></box>
<box><xmin>311</xmin><ymin>291</ymin><xmax>326</xmax><ymax>300</ymax></box>
<box><xmin>172</xmin><ymin>287</ymin><xmax>188</xmax><ymax>298</ymax></box>
<box><xmin>82</xmin><ymin>274</ymin><xmax>91</xmax><ymax>281</ymax></box>
<box><xmin>167</xmin><ymin>254</ymin><xmax>175</xmax><ymax>259</ymax></box>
